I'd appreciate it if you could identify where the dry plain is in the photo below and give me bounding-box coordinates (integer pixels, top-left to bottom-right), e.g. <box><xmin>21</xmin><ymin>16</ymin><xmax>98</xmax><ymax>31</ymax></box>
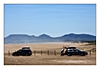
<box><xmin>4</xmin><ymin>43</ymin><xmax>96</xmax><ymax>65</ymax></box>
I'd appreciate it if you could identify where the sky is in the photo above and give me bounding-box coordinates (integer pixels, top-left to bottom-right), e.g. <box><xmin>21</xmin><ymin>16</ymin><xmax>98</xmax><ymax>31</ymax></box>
<box><xmin>4</xmin><ymin>4</ymin><xmax>96</xmax><ymax>37</ymax></box>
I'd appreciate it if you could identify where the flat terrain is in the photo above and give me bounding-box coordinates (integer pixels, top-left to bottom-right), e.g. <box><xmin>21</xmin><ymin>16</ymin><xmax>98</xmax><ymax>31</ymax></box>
<box><xmin>4</xmin><ymin>43</ymin><xmax>96</xmax><ymax>65</ymax></box>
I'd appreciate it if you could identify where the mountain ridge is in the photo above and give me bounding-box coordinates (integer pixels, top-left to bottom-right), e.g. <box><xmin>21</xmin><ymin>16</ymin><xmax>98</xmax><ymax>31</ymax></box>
<box><xmin>4</xmin><ymin>33</ymin><xmax>96</xmax><ymax>44</ymax></box>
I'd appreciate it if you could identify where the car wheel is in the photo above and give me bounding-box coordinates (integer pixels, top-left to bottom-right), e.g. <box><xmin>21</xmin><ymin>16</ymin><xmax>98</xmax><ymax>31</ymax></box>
<box><xmin>67</xmin><ymin>53</ymin><xmax>71</xmax><ymax>56</ymax></box>
<box><xmin>13</xmin><ymin>54</ymin><xmax>15</xmax><ymax>56</ymax></box>
<box><xmin>25</xmin><ymin>54</ymin><xmax>28</xmax><ymax>56</ymax></box>
<box><xmin>28</xmin><ymin>54</ymin><xmax>31</xmax><ymax>56</ymax></box>
<box><xmin>81</xmin><ymin>53</ymin><xmax>85</xmax><ymax>56</ymax></box>
<box><xmin>13</xmin><ymin>54</ymin><xmax>18</xmax><ymax>56</ymax></box>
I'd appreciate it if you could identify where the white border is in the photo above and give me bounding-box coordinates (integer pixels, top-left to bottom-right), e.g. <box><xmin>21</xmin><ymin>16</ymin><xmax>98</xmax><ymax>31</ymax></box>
<box><xmin>2</xmin><ymin>0</ymin><xmax>98</xmax><ymax>4</ymax></box>
<box><xmin>1</xmin><ymin>0</ymin><xmax>100</xmax><ymax>69</ymax></box>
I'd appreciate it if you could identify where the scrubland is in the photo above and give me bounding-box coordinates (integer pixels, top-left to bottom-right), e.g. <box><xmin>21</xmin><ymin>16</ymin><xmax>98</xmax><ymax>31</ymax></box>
<box><xmin>4</xmin><ymin>43</ymin><xmax>96</xmax><ymax>65</ymax></box>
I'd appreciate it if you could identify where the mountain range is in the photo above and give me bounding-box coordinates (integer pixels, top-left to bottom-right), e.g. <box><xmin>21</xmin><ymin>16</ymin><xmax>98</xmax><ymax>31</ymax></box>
<box><xmin>4</xmin><ymin>33</ymin><xmax>96</xmax><ymax>44</ymax></box>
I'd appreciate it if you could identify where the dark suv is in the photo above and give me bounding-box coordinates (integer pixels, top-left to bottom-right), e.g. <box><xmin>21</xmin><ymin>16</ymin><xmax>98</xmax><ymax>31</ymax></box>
<box><xmin>12</xmin><ymin>48</ymin><xmax>32</xmax><ymax>56</ymax></box>
<box><xmin>65</xmin><ymin>49</ymin><xmax>88</xmax><ymax>56</ymax></box>
<box><xmin>61</xmin><ymin>47</ymin><xmax>88</xmax><ymax>56</ymax></box>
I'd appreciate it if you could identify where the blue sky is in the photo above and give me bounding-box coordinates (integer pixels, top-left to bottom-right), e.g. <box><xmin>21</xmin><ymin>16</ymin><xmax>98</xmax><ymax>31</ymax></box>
<box><xmin>4</xmin><ymin>4</ymin><xmax>96</xmax><ymax>37</ymax></box>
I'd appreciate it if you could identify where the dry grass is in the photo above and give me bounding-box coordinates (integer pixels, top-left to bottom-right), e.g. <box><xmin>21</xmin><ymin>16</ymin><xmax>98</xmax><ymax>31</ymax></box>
<box><xmin>4</xmin><ymin>43</ymin><xmax>96</xmax><ymax>65</ymax></box>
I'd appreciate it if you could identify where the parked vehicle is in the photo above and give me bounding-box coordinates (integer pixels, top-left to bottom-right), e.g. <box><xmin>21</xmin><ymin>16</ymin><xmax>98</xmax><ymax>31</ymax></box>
<box><xmin>65</xmin><ymin>49</ymin><xmax>88</xmax><ymax>56</ymax></box>
<box><xmin>12</xmin><ymin>47</ymin><xmax>32</xmax><ymax>56</ymax></box>
<box><xmin>61</xmin><ymin>47</ymin><xmax>88</xmax><ymax>56</ymax></box>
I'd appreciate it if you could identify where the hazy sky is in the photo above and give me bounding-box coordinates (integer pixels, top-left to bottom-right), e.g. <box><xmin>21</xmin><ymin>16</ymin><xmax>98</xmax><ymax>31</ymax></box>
<box><xmin>4</xmin><ymin>4</ymin><xmax>96</xmax><ymax>37</ymax></box>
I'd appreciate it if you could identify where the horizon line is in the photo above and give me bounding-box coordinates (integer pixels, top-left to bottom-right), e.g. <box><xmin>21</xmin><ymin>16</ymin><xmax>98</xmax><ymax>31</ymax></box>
<box><xmin>5</xmin><ymin>33</ymin><xmax>96</xmax><ymax>38</ymax></box>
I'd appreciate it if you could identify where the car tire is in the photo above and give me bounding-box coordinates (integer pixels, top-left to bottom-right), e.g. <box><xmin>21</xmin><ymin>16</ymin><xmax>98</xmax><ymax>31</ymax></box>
<box><xmin>81</xmin><ymin>53</ymin><xmax>85</xmax><ymax>56</ymax></box>
<box><xmin>67</xmin><ymin>53</ymin><xmax>71</xmax><ymax>56</ymax></box>
<box><xmin>13</xmin><ymin>54</ymin><xmax>18</xmax><ymax>56</ymax></box>
<box><xmin>25</xmin><ymin>54</ymin><xmax>28</xmax><ymax>56</ymax></box>
<box><xmin>13</xmin><ymin>54</ymin><xmax>16</xmax><ymax>56</ymax></box>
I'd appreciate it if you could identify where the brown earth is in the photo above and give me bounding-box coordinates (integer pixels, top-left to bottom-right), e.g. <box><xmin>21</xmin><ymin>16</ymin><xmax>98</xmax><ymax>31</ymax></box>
<box><xmin>4</xmin><ymin>43</ymin><xmax>96</xmax><ymax>65</ymax></box>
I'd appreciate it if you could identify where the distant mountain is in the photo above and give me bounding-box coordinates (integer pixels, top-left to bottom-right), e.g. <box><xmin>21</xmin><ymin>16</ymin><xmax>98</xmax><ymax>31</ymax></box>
<box><xmin>5</xmin><ymin>34</ymin><xmax>38</xmax><ymax>43</ymax></box>
<box><xmin>59</xmin><ymin>33</ymin><xmax>96</xmax><ymax>41</ymax></box>
<box><xmin>38</xmin><ymin>34</ymin><xmax>52</xmax><ymax>39</ymax></box>
<box><xmin>4</xmin><ymin>33</ymin><xmax>96</xmax><ymax>44</ymax></box>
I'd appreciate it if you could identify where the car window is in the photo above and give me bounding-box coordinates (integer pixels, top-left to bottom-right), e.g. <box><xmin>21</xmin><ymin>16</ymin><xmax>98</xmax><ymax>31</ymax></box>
<box><xmin>67</xmin><ymin>49</ymin><xmax>79</xmax><ymax>52</ymax></box>
<box><xmin>23</xmin><ymin>50</ymin><xmax>31</xmax><ymax>52</ymax></box>
<box><xmin>67</xmin><ymin>49</ymin><xmax>73</xmax><ymax>52</ymax></box>
<box><xmin>74</xmin><ymin>49</ymin><xmax>78</xmax><ymax>52</ymax></box>
<box><xmin>17</xmin><ymin>50</ymin><xmax>23</xmax><ymax>52</ymax></box>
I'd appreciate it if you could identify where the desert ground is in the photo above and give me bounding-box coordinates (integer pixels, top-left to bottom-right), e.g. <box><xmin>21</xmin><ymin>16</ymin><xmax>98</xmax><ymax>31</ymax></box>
<box><xmin>4</xmin><ymin>42</ymin><xmax>96</xmax><ymax>65</ymax></box>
